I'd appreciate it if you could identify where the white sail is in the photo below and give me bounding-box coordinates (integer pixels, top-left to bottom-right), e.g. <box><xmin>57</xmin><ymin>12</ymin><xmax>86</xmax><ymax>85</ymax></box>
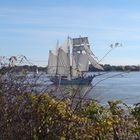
<box><xmin>78</xmin><ymin>53</ymin><xmax>89</xmax><ymax>71</ymax></box>
<box><xmin>57</xmin><ymin>47</ymin><xmax>70</xmax><ymax>76</ymax></box>
<box><xmin>72</xmin><ymin>53</ymin><xmax>89</xmax><ymax>77</ymax></box>
<box><xmin>83</xmin><ymin>42</ymin><xmax>95</xmax><ymax>56</ymax></box>
<box><xmin>87</xmin><ymin>54</ymin><xmax>104</xmax><ymax>70</ymax></box>
<box><xmin>48</xmin><ymin>38</ymin><xmax>71</xmax><ymax>77</ymax></box>
<box><xmin>83</xmin><ymin>43</ymin><xmax>104</xmax><ymax>70</ymax></box>
<box><xmin>47</xmin><ymin>50</ymin><xmax>57</xmax><ymax>75</ymax></box>
<box><xmin>61</xmin><ymin>39</ymin><xmax>69</xmax><ymax>53</ymax></box>
<box><xmin>72</xmin><ymin>55</ymin><xmax>79</xmax><ymax>77</ymax></box>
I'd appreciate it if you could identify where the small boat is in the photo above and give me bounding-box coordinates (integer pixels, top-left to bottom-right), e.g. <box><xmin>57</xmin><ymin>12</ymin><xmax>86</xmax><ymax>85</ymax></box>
<box><xmin>47</xmin><ymin>37</ymin><xmax>103</xmax><ymax>85</ymax></box>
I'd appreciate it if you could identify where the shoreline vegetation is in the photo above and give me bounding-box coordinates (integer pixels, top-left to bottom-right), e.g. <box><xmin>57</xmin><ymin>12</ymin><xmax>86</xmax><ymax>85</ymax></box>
<box><xmin>1</xmin><ymin>64</ymin><xmax>140</xmax><ymax>74</ymax></box>
<box><xmin>0</xmin><ymin>75</ymin><xmax>140</xmax><ymax>139</ymax></box>
<box><xmin>0</xmin><ymin>68</ymin><xmax>140</xmax><ymax>139</ymax></box>
<box><xmin>0</xmin><ymin>61</ymin><xmax>140</xmax><ymax>139</ymax></box>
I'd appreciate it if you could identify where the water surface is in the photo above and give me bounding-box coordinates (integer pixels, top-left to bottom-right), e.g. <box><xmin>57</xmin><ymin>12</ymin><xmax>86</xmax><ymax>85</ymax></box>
<box><xmin>16</xmin><ymin>71</ymin><xmax>140</xmax><ymax>105</ymax></box>
<box><xmin>90</xmin><ymin>72</ymin><xmax>140</xmax><ymax>104</ymax></box>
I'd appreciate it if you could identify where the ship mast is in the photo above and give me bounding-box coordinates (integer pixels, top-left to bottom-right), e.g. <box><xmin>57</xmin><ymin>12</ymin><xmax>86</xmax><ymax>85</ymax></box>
<box><xmin>67</xmin><ymin>36</ymin><xmax>72</xmax><ymax>80</ymax></box>
<box><xmin>55</xmin><ymin>40</ymin><xmax>59</xmax><ymax>76</ymax></box>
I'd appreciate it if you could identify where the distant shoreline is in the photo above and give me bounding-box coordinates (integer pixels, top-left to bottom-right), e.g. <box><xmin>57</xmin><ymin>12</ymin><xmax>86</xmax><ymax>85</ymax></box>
<box><xmin>89</xmin><ymin>64</ymin><xmax>140</xmax><ymax>72</ymax></box>
<box><xmin>0</xmin><ymin>64</ymin><xmax>140</xmax><ymax>74</ymax></box>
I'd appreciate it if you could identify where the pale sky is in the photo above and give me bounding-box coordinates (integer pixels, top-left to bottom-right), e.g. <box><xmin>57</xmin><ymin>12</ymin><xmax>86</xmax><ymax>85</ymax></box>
<box><xmin>0</xmin><ymin>0</ymin><xmax>140</xmax><ymax>66</ymax></box>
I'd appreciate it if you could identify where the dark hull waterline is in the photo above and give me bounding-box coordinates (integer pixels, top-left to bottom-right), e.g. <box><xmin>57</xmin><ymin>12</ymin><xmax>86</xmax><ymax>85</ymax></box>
<box><xmin>50</xmin><ymin>76</ymin><xmax>94</xmax><ymax>85</ymax></box>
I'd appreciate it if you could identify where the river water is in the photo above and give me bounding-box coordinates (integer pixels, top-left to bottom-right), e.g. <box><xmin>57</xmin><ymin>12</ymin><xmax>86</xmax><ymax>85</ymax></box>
<box><xmin>14</xmin><ymin>71</ymin><xmax>140</xmax><ymax>105</ymax></box>
<box><xmin>90</xmin><ymin>72</ymin><xmax>140</xmax><ymax>105</ymax></box>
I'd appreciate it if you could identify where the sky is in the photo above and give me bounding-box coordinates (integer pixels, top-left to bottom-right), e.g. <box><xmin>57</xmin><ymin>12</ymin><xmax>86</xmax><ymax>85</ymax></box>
<box><xmin>0</xmin><ymin>0</ymin><xmax>140</xmax><ymax>66</ymax></box>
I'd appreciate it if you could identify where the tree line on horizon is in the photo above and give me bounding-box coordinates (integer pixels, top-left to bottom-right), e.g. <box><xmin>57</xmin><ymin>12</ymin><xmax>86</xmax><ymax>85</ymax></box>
<box><xmin>89</xmin><ymin>64</ymin><xmax>140</xmax><ymax>72</ymax></box>
<box><xmin>1</xmin><ymin>64</ymin><xmax>140</xmax><ymax>74</ymax></box>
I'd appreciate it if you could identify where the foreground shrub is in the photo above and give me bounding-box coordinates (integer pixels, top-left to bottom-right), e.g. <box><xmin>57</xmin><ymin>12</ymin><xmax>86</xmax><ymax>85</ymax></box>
<box><xmin>0</xmin><ymin>72</ymin><xmax>140</xmax><ymax>139</ymax></box>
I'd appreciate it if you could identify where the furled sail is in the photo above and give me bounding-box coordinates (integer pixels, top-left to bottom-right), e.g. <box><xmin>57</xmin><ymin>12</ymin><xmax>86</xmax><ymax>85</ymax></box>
<box><xmin>47</xmin><ymin>50</ymin><xmax>57</xmax><ymax>75</ymax></box>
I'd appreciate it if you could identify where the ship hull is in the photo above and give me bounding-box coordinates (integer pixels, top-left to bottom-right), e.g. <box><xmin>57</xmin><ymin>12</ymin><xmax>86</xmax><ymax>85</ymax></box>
<box><xmin>50</xmin><ymin>76</ymin><xmax>94</xmax><ymax>85</ymax></box>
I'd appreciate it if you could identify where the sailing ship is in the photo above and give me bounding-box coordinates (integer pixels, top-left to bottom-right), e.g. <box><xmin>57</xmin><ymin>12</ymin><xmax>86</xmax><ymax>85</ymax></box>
<box><xmin>47</xmin><ymin>37</ymin><xmax>103</xmax><ymax>85</ymax></box>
